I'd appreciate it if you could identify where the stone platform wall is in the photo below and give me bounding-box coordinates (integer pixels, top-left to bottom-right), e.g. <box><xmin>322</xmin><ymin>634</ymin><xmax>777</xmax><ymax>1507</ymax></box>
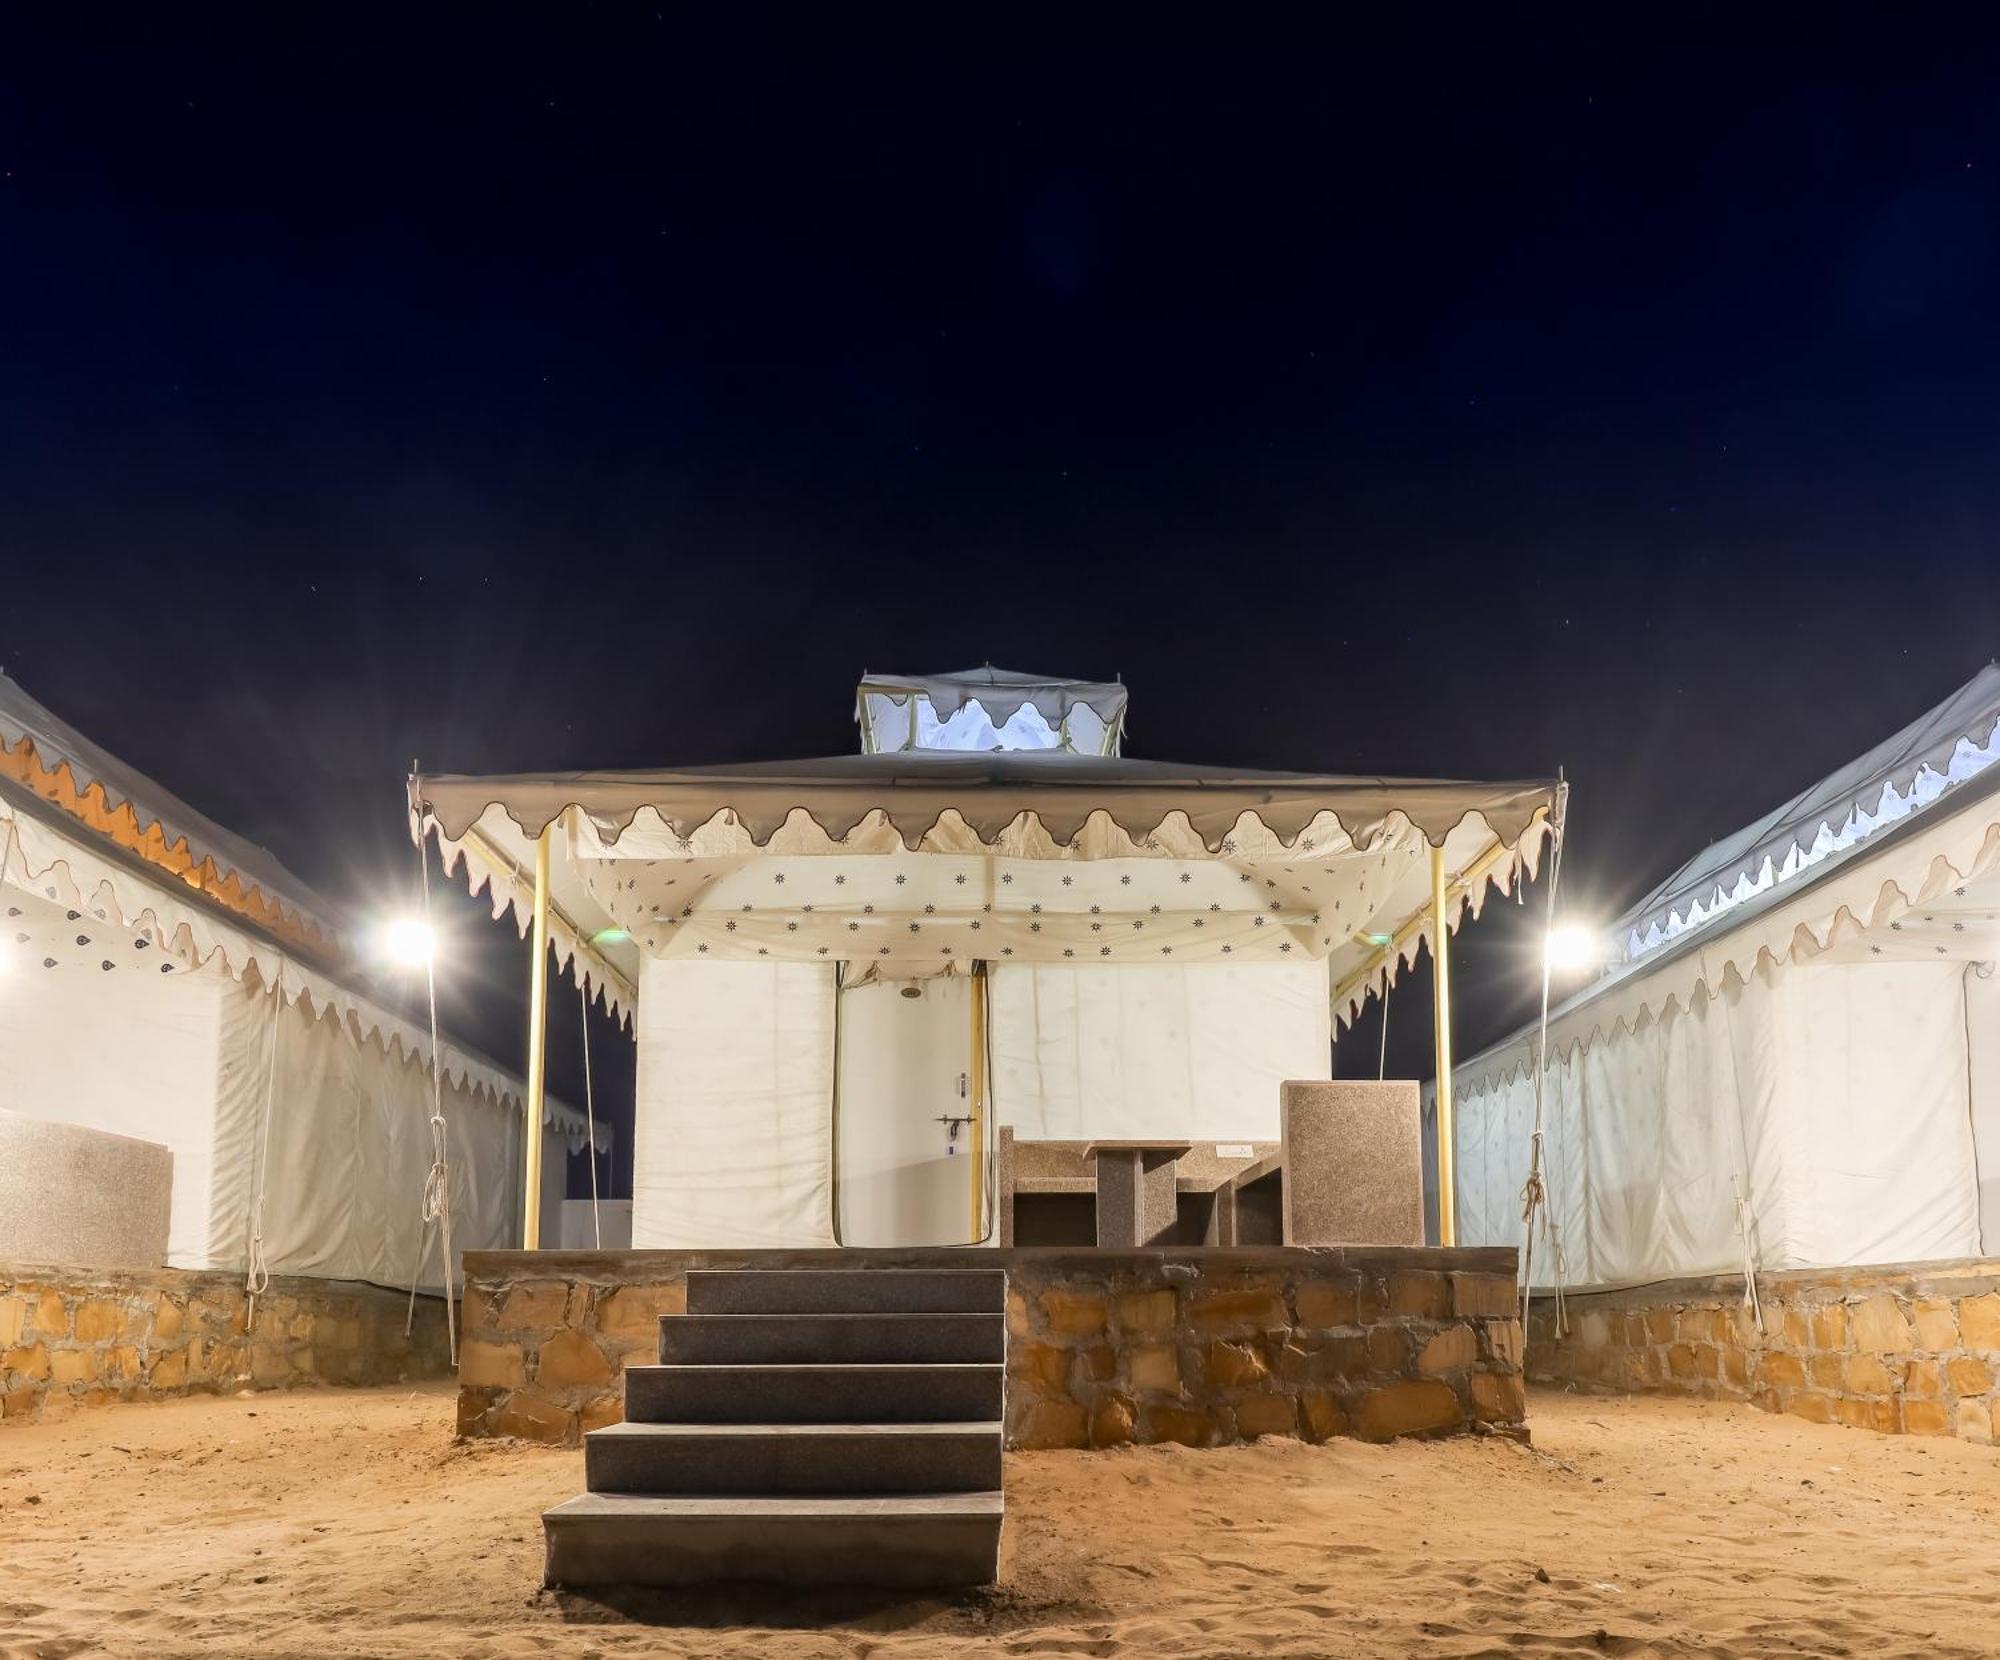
<box><xmin>1527</xmin><ymin>1259</ymin><xmax>2000</xmax><ymax>1444</ymax></box>
<box><xmin>0</xmin><ymin>1260</ymin><xmax>454</xmax><ymax>1423</ymax></box>
<box><xmin>455</xmin><ymin>1244</ymin><xmax>1525</xmax><ymax>1450</ymax></box>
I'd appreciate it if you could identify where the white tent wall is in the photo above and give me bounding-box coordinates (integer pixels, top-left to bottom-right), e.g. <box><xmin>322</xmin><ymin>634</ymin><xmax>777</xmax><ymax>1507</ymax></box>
<box><xmin>1454</xmin><ymin>958</ymin><xmax>1981</xmax><ymax>1287</ymax></box>
<box><xmin>0</xmin><ymin>958</ymin><xmax>231</xmax><ymax>1268</ymax></box>
<box><xmin>204</xmin><ymin>982</ymin><xmax>528</xmax><ymax>1289</ymax></box>
<box><xmin>1965</xmin><ymin>965</ymin><xmax>2000</xmax><ymax>1250</ymax></box>
<box><xmin>987</xmin><ymin>959</ymin><xmax>1331</xmax><ymax>1141</ymax></box>
<box><xmin>631</xmin><ymin>957</ymin><xmax>838</xmax><ymax>1249</ymax></box>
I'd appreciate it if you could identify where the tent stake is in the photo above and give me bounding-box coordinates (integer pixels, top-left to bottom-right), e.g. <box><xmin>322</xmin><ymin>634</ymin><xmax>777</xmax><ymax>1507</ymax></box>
<box><xmin>1430</xmin><ymin>843</ymin><xmax>1456</xmax><ymax>1247</ymax></box>
<box><xmin>523</xmin><ymin>824</ymin><xmax>552</xmax><ymax>1250</ymax></box>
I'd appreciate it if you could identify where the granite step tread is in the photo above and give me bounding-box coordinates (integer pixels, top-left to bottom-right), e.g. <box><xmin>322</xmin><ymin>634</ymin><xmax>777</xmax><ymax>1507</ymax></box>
<box><xmin>584</xmin><ymin>1419</ymin><xmax>1003</xmax><ymax>1495</ymax></box>
<box><xmin>623</xmin><ymin>1361</ymin><xmax>1005</xmax><ymax>1424</ymax></box>
<box><xmin>543</xmin><ymin>1489</ymin><xmax>1004</xmax><ymax>1588</ymax></box>
<box><xmin>659</xmin><ymin>1310</ymin><xmax>1005</xmax><ymax>1365</ymax></box>
<box><xmin>684</xmin><ymin>1268</ymin><xmax>1007</xmax><ymax>1316</ymax></box>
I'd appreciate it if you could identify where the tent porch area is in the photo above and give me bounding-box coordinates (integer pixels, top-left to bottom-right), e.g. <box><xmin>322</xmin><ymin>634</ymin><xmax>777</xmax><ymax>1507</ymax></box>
<box><xmin>451</xmin><ymin>1243</ymin><xmax>1525</xmax><ymax>1450</ymax></box>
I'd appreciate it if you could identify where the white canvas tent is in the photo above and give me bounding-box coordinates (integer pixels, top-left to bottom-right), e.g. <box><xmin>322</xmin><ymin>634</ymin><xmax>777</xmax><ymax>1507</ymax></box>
<box><xmin>0</xmin><ymin>671</ymin><xmax>604</xmax><ymax>1287</ymax></box>
<box><xmin>420</xmin><ymin>668</ymin><xmax>1559</xmax><ymax>1250</ymax></box>
<box><xmin>1448</xmin><ymin>664</ymin><xmax>2000</xmax><ymax>1289</ymax></box>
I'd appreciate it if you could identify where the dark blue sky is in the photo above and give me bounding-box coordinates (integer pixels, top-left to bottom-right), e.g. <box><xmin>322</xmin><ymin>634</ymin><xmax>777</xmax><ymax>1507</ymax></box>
<box><xmin>5</xmin><ymin>13</ymin><xmax>1999</xmax><ymax>1178</ymax></box>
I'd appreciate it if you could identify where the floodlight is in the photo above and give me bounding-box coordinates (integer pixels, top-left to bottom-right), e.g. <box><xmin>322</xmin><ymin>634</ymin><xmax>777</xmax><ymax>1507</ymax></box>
<box><xmin>1544</xmin><ymin>923</ymin><xmax>1603</xmax><ymax>975</ymax></box>
<box><xmin>382</xmin><ymin>917</ymin><xmax>436</xmax><ymax>967</ymax></box>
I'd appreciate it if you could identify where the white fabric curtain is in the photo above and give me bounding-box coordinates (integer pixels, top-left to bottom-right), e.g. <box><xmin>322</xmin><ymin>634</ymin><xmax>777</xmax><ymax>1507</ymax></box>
<box><xmin>1456</xmin><ymin>957</ymin><xmax>1980</xmax><ymax>1285</ymax></box>
<box><xmin>988</xmin><ymin>959</ymin><xmax>1331</xmax><ymax>1141</ymax></box>
<box><xmin>632</xmin><ymin>957</ymin><xmax>838</xmax><ymax>1248</ymax></box>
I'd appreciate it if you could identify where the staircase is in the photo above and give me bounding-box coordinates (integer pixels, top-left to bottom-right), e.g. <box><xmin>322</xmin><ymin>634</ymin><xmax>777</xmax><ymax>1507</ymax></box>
<box><xmin>543</xmin><ymin>1268</ymin><xmax>1007</xmax><ymax>1590</ymax></box>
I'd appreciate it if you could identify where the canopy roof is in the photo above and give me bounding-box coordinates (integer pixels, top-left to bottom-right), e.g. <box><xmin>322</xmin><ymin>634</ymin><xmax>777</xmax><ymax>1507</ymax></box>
<box><xmin>419</xmin><ymin>747</ymin><xmax>1559</xmax><ymax>1027</ymax></box>
<box><xmin>856</xmin><ymin>668</ymin><xmax>1128</xmax><ymax>755</ymax></box>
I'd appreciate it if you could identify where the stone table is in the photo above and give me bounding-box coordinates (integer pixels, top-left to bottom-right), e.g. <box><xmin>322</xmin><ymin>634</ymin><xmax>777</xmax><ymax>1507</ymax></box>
<box><xmin>1085</xmin><ymin>1141</ymin><xmax>1191</xmax><ymax>1246</ymax></box>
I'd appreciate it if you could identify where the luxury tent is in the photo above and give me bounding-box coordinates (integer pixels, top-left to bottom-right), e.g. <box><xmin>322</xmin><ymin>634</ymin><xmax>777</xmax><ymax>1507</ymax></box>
<box><xmin>0</xmin><ymin>671</ymin><xmax>603</xmax><ymax>1288</ymax></box>
<box><xmin>417</xmin><ymin>668</ymin><xmax>1560</xmax><ymax>1251</ymax></box>
<box><xmin>1447</xmin><ymin>663</ymin><xmax>2000</xmax><ymax>1291</ymax></box>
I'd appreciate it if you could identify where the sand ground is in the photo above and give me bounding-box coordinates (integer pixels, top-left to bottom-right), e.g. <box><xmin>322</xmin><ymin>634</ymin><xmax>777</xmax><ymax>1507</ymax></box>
<box><xmin>0</xmin><ymin>1383</ymin><xmax>1993</xmax><ymax>1660</ymax></box>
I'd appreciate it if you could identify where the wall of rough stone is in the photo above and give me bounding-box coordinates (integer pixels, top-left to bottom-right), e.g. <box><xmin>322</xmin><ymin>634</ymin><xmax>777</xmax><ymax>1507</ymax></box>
<box><xmin>1527</xmin><ymin>1259</ymin><xmax>2000</xmax><ymax>1444</ymax></box>
<box><xmin>0</xmin><ymin>1260</ymin><xmax>453</xmax><ymax>1423</ymax></box>
<box><xmin>455</xmin><ymin>1245</ymin><xmax>1525</xmax><ymax>1449</ymax></box>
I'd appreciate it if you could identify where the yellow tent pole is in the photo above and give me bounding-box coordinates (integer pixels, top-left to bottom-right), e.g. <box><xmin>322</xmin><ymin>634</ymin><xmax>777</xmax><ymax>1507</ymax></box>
<box><xmin>968</xmin><ymin>969</ymin><xmax>987</xmax><ymax>1241</ymax></box>
<box><xmin>522</xmin><ymin>824</ymin><xmax>552</xmax><ymax>1250</ymax></box>
<box><xmin>1430</xmin><ymin>842</ymin><xmax>1455</xmax><ymax>1247</ymax></box>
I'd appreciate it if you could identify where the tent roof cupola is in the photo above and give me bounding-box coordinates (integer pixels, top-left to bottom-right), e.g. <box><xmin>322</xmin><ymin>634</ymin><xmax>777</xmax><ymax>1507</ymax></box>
<box><xmin>855</xmin><ymin>667</ymin><xmax>1127</xmax><ymax>756</ymax></box>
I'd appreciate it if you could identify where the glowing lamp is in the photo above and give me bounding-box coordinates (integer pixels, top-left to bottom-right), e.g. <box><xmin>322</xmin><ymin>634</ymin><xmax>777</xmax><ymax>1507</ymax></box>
<box><xmin>591</xmin><ymin>927</ymin><xmax>631</xmax><ymax>946</ymax></box>
<box><xmin>381</xmin><ymin>918</ymin><xmax>436</xmax><ymax>968</ymax></box>
<box><xmin>1544</xmin><ymin>924</ymin><xmax>1604</xmax><ymax>975</ymax></box>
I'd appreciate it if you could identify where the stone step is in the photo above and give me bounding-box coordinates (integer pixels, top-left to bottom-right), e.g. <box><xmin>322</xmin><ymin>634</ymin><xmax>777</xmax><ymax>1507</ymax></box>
<box><xmin>625</xmin><ymin>1362</ymin><xmax>1005</xmax><ymax>1424</ymax></box>
<box><xmin>585</xmin><ymin>1420</ymin><xmax>1004</xmax><ymax>1495</ymax></box>
<box><xmin>544</xmin><ymin>1490</ymin><xmax>1005</xmax><ymax>1589</ymax></box>
<box><xmin>684</xmin><ymin>1268</ymin><xmax>1007</xmax><ymax>1316</ymax></box>
<box><xmin>658</xmin><ymin>1311</ymin><xmax>1005</xmax><ymax>1366</ymax></box>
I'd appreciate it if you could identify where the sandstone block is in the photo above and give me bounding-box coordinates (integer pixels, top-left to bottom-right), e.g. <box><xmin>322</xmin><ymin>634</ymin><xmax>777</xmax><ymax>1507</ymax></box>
<box><xmin>1450</xmin><ymin>1273</ymin><xmax>1517</xmax><ymax>1319</ymax></box>
<box><xmin>1645</xmin><ymin>1307</ymin><xmax>1676</xmax><ymax>1345</ymax></box>
<box><xmin>1960</xmin><ymin>1292</ymin><xmax>2000</xmax><ymax>1351</ymax></box>
<box><xmin>105</xmin><ymin>1345</ymin><xmax>142</xmax><ymax>1383</ymax></box>
<box><xmin>73</xmin><ymin>1300</ymin><xmax>123</xmax><ymax>1343</ymax></box>
<box><xmin>1040</xmin><ymin>1288</ymin><xmax>1110</xmax><ymax>1340</ymax></box>
<box><xmin>0</xmin><ymin>1298</ymin><xmax>26</xmax><ymax>1348</ymax></box>
<box><xmin>1128</xmin><ymin>1342</ymin><xmax>1181</xmax><ymax>1393</ymax></box>
<box><xmin>1075</xmin><ymin>1344</ymin><xmax>1117</xmax><ymax>1385</ymax></box>
<box><xmin>1913</xmin><ymin>1299</ymin><xmax>1958</xmax><ymax>1351</ymax></box>
<box><xmin>1387</xmin><ymin>1271</ymin><xmax>1448</xmax><ymax>1320</ymax></box>
<box><xmin>51</xmin><ymin>1348</ymin><xmax>97</xmax><ymax>1385</ymax></box>
<box><xmin>3</xmin><ymin>1387</ymin><xmax>41</xmax><ymax>1419</ymax></box>
<box><xmin>1116</xmin><ymin>1289</ymin><xmax>1177</xmax><ymax>1335</ymax></box>
<box><xmin>580</xmin><ymin>1393</ymin><xmax>625</xmax><ymax>1434</ymax></box>
<box><xmin>149</xmin><ymin>1350</ymin><xmax>188</xmax><ymax>1390</ymax></box>
<box><xmin>1007</xmin><ymin>1289</ymin><xmax>1033</xmax><ymax>1339</ymax></box>
<box><xmin>456</xmin><ymin>1388</ymin><xmax>499</xmax><ymax>1437</ymax></box>
<box><xmin>1576</xmin><ymin>1311</ymin><xmax>1613</xmax><ymax>1349</ymax></box>
<box><xmin>153</xmin><ymin>1300</ymin><xmax>184</xmax><ymax>1342</ymax></box>
<box><xmin>1850</xmin><ymin>1294</ymin><xmax>1914</xmax><ymax>1354</ymax></box>
<box><xmin>1417</xmin><ymin>1325</ymin><xmax>1477</xmax><ymax>1376</ymax></box>
<box><xmin>1785</xmin><ymin>1392</ymin><xmax>1835</xmax><ymax>1424</ymax></box>
<box><xmin>1186</xmin><ymin>1288</ymin><xmax>1287</xmax><ymax>1337</ymax></box>
<box><xmin>1356</xmin><ymin>1379</ymin><xmax>1461</xmax><ymax>1441</ymax></box>
<box><xmin>1809</xmin><ymin>1304</ymin><xmax>1847</xmax><ymax>1350</ymax></box>
<box><xmin>459</xmin><ymin>1338</ymin><xmax>527</xmax><ymax>1390</ymax></box>
<box><xmin>1090</xmin><ymin>1394</ymin><xmax>1136</xmax><ymax>1448</ymax></box>
<box><xmin>1299</xmin><ymin>1388</ymin><xmax>1348</xmax><ymax>1441</ymax></box>
<box><xmin>313</xmin><ymin>1314</ymin><xmax>342</xmax><ymax>1349</ymax></box>
<box><xmin>1471</xmin><ymin>1370</ymin><xmax>1527</xmax><ymax>1422</ymax></box>
<box><xmin>1203</xmin><ymin>1340</ymin><xmax>1270</xmax><ymax>1390</ymax></box>
<box><xmin>1781</xmin><ymin>1309</ymin><xmax>1808</xmax><ymax>1349</ymax></box>
<box><xmin>1015</xmin><ymin>1341</ymin><xmax>1070</xmax><ymax>1393</ymax></box>
<box><xmin>1846</xmin><ymin>1354</ymin><xmax>1897</xmax><ymax>1395</ymax></box>
<box><xmin>32</xmin><ymin>1292</ymin><xmax>67</xmax><ymax>1338</ymax></box>
<box><xmin>1017</xmin><ymin>1398</ymin><xmax>1089</xmax><ymax>1449</ymax></box>
<box><xmin>4</xmin><ymin>1342</ymin><xmax>51</xmax><ymax>1381</ymax></box>
<box><xmin>1902</xmin><ymin>1398</ymin><xmax>1950</xmax><ymax>1436</ymax></box>
<box><xmin>1946</xmin><ymin>1355</ymin><xmax>1992</xmax><ymax>1396</ymax></box>
<box><xmin>1276</xmin><ymin>1333</ymin><xmax>1367</xmax><ymax>1385</ymax></box>
<box><xmin>1296</xmin><ymin>1278</ymin><xmax>1360</xmax><ymax>1329</ymax></box>
<box><xmin>1903</xmin><ymin>1359</ymin><xmax>1944</xmax><ymax>1399</ymax></box>
<box><xmin>497</xmin><ymin>1280</ymin><xmax>572</xmax><ymax>1331</ymax></box>
<box><xmin>1144</xmin><ymin>1403</ymin><xmax>1213</xmax><ymax>1447</ymax></box>
<box><xmin>1667</xmin><ymin>1344</ymin><xmax>1699</xmax><ymax>1381</ymax></box>
<box><xmin>1956</xmin><ymin>1400</ymin><xmax>1995</xmax><ymax>1444</ymax></box>
<box><xmin>596</xmin><ymin>1283</ymin><xmax>686</xmax><ymax>1342</ymax></box>
<box><xmin>496</xmin><ymin>1390</ymin><xmax>575</xmax><ymax>1443</ymax></box>
<box><xmin>1232</xmin><ymin>1392</ymin><xmax>1297</xmax><ymax>1439</ymax></box>
<box><xmin>460</xmin><ymin>1287</ymin><xmax>493</xmax><ymax>1331</ymax></box>
<box><xmin>1485</xmin><ymin>1319</ymin><xmax>1524</xmax><ymax>1373</ymax></box>
<box><xmin>1721</xmin><ymin>1346</ymin><xmax>1750</xmax><ymax>1387</ymax></box>
<box><xmin>1762</xmin><ymin>1352</ymin><xmax>1807</xmax><ymax>1388</ymax></box>
<box><xmin>1808</xmin><ymin>1353</ymin><xmax>1842</xmax><ymax>1389</ymax></box>
<box><xmin>1367</xmin><ymin>1325</ymin><xmax>1410</xmax><ymax>1372</ymax></box>
<box><xmin>536</xmin><ymin>1330</ymin><xmax>614</xmax><ymax>1391</ymax></box>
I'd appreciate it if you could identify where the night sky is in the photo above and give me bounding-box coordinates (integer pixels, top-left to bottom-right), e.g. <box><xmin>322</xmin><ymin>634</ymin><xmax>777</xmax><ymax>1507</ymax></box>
<box><xmin>5</xmin><ymin>16</ymin><xmax>2000</xmax><ymax>1193</ymax></box>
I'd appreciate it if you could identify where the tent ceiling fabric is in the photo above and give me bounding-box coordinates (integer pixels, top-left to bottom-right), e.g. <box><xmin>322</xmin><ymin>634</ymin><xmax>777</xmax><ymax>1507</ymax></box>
<box><xmin>421</xmin><ymin>757</ymin><xmax>1557</xmax><ymax>1028</ymax></box>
